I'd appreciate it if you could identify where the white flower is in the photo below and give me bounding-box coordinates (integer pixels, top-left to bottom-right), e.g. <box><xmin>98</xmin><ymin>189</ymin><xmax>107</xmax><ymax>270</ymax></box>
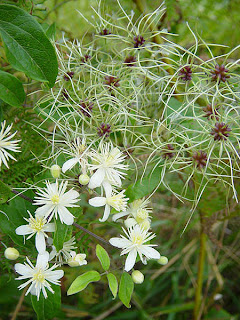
<box><xmin>34</xmin><ymin>180</ymin><xmax>80</xmax><ymax>225</ymax></box>
<box><xmin>109</xmin><ymin>225</ymin><xmax>160</xmax><ymax>272</ymax></box>
<box><xmin>0</xmin><ymin>121</ymin><xmax>20</xmax><ymax>169</ymax></box>
<box><xmin>15</xmin><ymin>211</ymin><xmax>55</xmax><ymax>253</ymax></box>
<box><xmin>62</xmin><ymin>137</ymin><xmax>88</xmax><ymax>173</ymax></box>
<box><xmin>15</xmin><ymin>252</ymin><xmax>64</xmax><ymax>300</ymax></box>
<box><xmin>49</xmin><ymin>237</ymin><xmax>77</xmax><ymax>264</ymax></box>
<box><xmin>112</xmin><ymin>198</ymin><xmax>152</xmax><ymax>223</ymax></box>
<box><xmin>88</xmin><ymin>142</ymin><xmax>128</xmax><ymax>189</ymax></box>
<box><xmin>89</xmin><ymin>183</ymin><xmax>128</xmax><ymax>222</ymax></box>
<box><xmin>67</xmin><ymin>251</ymin><xmax>87</xmax><ymax>267</ymax></box>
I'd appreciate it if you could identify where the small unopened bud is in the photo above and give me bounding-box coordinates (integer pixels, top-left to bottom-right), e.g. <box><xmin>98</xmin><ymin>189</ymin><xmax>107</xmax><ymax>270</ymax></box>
<box><xmin>124</xmin><ymin>218</ymin><xmax>137</xmax><ymax>228</ymax></box>
<box><xmin>79</xmin><ymin>174</ymin><xmax>90</xmax><ymax>185</ymax></box>
<box><xmin>132</xmin><ymin>270</ymin><xmax>144</xmax><ymax>284</ymax></box>
<box><xmin>140</xmin><ymin>219</ymin><xmax>151</xmax><ymax>230</ymax></box>
<box><xmin>158</xmin><ymin>256</ymin><xmax>168</xmax><ymax>265</ymax></box>
<box><xmin>50</xmin><ymin>164</ymin><xmax>61</xmax><ymax>179</ymax></box>
<box><xmin>4</xmin><ymin>247</ymin><xmax>19</xmax><ymax>260</ymax></box>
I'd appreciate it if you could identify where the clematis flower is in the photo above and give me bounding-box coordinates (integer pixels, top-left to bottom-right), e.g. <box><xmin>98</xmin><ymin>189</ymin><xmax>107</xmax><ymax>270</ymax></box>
<box><xmin>67</xmin><ymin>251</ymin><xmax>87</xmax><ymax>267</ymax></box>
<box><xmin>109</xmin><ymin>225</ymin><xmax>160</xmax><ymax>271</ymax></box>
<box><xmin>15</xmin><ymin>252</ymin><xmax>64</xmax><ymax>300</ymax></box>
<box><xmin>34</xmin><ymin>180</ymin><xmax>80</xmax><ymax>225</ymax></box>
<box><xmin>62</xmin><ymin>137</ymin><xmax>89</xmax><ymax>173</ymax></box>
<box><xmin>15</xmin><ymin>211</ymin><xmax>55</xmax><ymax>253</ymax></box>
<box><xmin>89</xmin><ymin>183</ymin><xmax>128</xmax><ymax>222</ymax></box>
<box><xmin>0</xmin><ymin>120</ymin><xmax>20</xmax><ymax>169</ymax></box>
<box><xmin>88</xmin><ymin>142</ymin><xmax>128</xmax><ymax>189</ymax></box>
<box><xmin>48</xmin><ymin>237</ymin><xmax>77</xmax><ymax>264</ymax></box>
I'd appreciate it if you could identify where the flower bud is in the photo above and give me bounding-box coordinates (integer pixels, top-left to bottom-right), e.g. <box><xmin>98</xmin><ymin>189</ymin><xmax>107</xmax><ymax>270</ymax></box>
<box><xmin>140</xmin><ymin>219</ymin><xmax>151</xmax><ymax>230</ymax></box>
<box><xmin>50</xmin><ymin>164</ymin><xmax>61</xmax><ymax>179</ymax></box>
<box><xmin>124</xmin><ymin>218</ymin><xmax>137</xmax><ymax>229</ymax></box>
<box><xmin>158</xmin><ymin>256</ymin><xmax>168</xmax><ymax>265</ymax></box>
<box><xmin>132</xmin><ymin>270</ymin><xmax>144</xmax><ymax>284</ymax></box>
<box><xmin>79</xmin><ymin>174</ymin><xmax>90</xmax><ymax>185</ymax></box>
<box><xmin>4</xmin><ymin>247</ymin><xmax>19</xmax><ymax>260</ymax></box>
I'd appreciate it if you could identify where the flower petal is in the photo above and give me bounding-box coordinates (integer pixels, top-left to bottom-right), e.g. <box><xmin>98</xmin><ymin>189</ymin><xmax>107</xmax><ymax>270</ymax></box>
<box><xmin>99</xmin><ymin>204</ymin><xmax>110</xmax><ymax>222</ymax></box>
<box><xmin>141</xmin><ymin>246</ymin><xmax>160</xmax><ymax>260</ymax></box>
<box><xmin>15</xmin><ymin>225</ymin><xmax>33</xmax><ymax>236</ymax></box>
<box><xmin>36</xmin><ymin>252</ymin><xmax>49</xmax><ymax>268</ymax></box>
<box><xmin>44</xmin><ymin>223</ymin><xmax>55</xmax><ymax>232</ymax></box>
<box><xmin>62</xmin><ymin>158</ymin><xmax>79</xmax><ymax>173</ymax></box>
<box><xmin>109</xmin><ymin>237</ymin><xmax>130</xmax><ymax>248</ymax></box>
<box><xmin>35</xmin><ymin>232</ymin><xmax>46</xmax><ymax>254</ymax></box>
<box><xmin>15</xmin><ymin>263</ymin><xmax>32</xmax><ymax>276</ymax></box>
<box><xmin>89</xmin><ymin>197</ymin><xmax>106</xmax><ymax>207</ymax></box>
<box><xmin>57</xmin><ymin>206</ymin><xmax>74</xmax><ymax>225</ymax></box>
<box><xmin>124</xmin><ymin>249</ymin><xmax>137</xmax><ymax>272</ymax></box>
<box><xmin>88</xmin><ymin>168</ymin><xmax>105</xmax><ymax>189</ymax></box>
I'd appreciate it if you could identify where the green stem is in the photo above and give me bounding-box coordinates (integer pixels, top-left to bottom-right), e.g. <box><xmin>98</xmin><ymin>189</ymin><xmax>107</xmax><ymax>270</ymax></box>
<box><xmin>193</xmin><ymin>213</ymin><xmax>207</xmax><ymax>320</ymax></box>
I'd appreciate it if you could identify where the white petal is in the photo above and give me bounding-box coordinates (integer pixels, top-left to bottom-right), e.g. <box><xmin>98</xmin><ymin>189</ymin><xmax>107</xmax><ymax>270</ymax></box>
<box><xmin>15</xmin><ymin>225</ymin><xmax>33</xmax><ymax>235</ymax></box>
<box><xmin>44</xmin><ymin>223</ymin><xmax>55</xmax><ymax>232</ymax></box>
<box><xmin>62</xmin><ymin>158</ymin><xmax>79</xmax><ymax>173</ymax></box>
<box><xmin>35</xmin><ymin>205</ymin><xmax>54</xmax><ymax>218</ymax></box>
<box><xmin>15</xmin><ymin>263</ymin><xmax>32</xmax><ymax>276</ymax></box>
<box><xmin>124</xmin><ymin>249</ymin><xmax>137</xmax><ymax>272</ymax></box>
<box><xmin>141</xmin><ymin>246</ymin><xmax>160</xmax><ymax>260</ymax></box>
<box><xmin>57</xmin><ymin>206</ymin><xmax>74</xmax><ymax>225</ymax></box>
<box><xmin>88</xmin><ymin>168</ymin><xmax>105</xmax><ymax>189</ymax></box>
<box><xmin>112</xmin><ymin>211</ymin><xmax>128</xmax><ymax>222</ymax></box>
<box><xmin>102</xmin><ymin>181</ymin><xmax>112</xmax><ymax>197</ymax></box>
<box><xmin>109</xmin><ymin>237</ymin><xmax>130</xmax><ymax>248</ymax></box>
<box><xmin>35</xmin><ymin>232</ymin><xmax>46</xmax><ymax>254</ymax></box>
<box><xmin>46</xmin><ymin>270</ymin><xmax>64</xmax><ymax>282</ymax></box>
<box><xmin>36</xmin><ymin>252</ymin><xmax>49</xmax><ymax>268</ymax></box>
<box><xmin>89</xmin><ymin>197</ymin><xmax>106</xmax><ymax>207</ymax></box>
<box><xmin>99</xmin><ymin>204</ymin><xmax>110</xmax><ymax>222</ymax></box>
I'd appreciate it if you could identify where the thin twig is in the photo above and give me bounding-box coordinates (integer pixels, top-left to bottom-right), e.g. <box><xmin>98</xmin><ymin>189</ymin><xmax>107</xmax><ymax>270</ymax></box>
<box><xmin>73</xmin><ymin>222</ymin><xmax>112</xmax><ymax>247</ymax></box>
<box><xmin>11</xmin><ymin>189</ymin><xmax>34</xmax><ymax>203</ymax></box>
<box><xmin>11</xmin><ymin>286</ymin><xmax>28</xmax><ymax>320</ymax></box>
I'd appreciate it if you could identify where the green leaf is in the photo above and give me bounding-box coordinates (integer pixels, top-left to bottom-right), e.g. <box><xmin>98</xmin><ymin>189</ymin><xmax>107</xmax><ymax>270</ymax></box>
<box><xmin>107</xmin><ymin>273</ymin><xmax>118</xmax><ymax>299</ymax></box>
<box><xmin>119</xmin><ymin>272</ymin><xmax>134</xmax><ymax>308</ymax></box>
<box><xmin>31</xmin><ymin>284</ymin><xmax>61</xmax><ymax>320</ymax></box>
<box><xmin>67</xmin><ymin>271</ymin><xmax>101</xmax><ymax>295</ymax></box>
<box><xmin>96</xmin><ymin>244</ymin><xmax>110</xmax><ymax>271</ymax></box>
<box><xmin>0</xmin><ymin>5</ymin><xmax>58</xmax><ymax>87</ymax></box>
<box><xmin>0</xmin><ymin>194</ymin><xmax>35</xmax><ymax>249</ymax></box>
<box><xmin>53</xmin><ymin>218</ymin><xmax>71</xmax><ymax>252</ymax></box>
<box><xmin>125</xmin><ymin>167</ymin><xmax>162</xmax><ymax>202</ymax></box>
<box><xmin>45</xmin><ymin>23</ymin><xmax>56</xmax><ymax>40</ymax></box>
<box><xmin>0</xmin><ymin>180</ymin><xmax>12</xmax><ymax>204</ymax></box>
<box><xmin>0</xmin><ymin>70</ymin><xmax>25</xmax><ymax>107</ymax></box>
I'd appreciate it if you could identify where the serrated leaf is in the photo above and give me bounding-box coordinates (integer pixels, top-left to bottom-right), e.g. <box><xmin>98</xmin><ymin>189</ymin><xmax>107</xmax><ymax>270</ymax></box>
<box><xmin>125</xmin><ymin>167</ymin><xmax>162</xmax><ymax>202</ymax></box>
<box><xmin>119</xmin><ymin>272</ymin><xmax>134</xmax><ymax>308</ymax></box>
<box><xmin>0</xmin><ymin>5</ymin><xmax>58</xmax><ymax>87</ymax></box>
<box><xmin>67</xmin><ymin>271</ymin><xmax>101</xmax><ymax>295</ymax></box>
<box><xmin>0</xmin><ymin>70</ymin><xmax>25</xmax><ymax>107</ymax></box>
<box><xmin>0</xmin><ymin>180</ymin><xmax>12</xmax><ymax>204</ymax></box>
<box><xmin>107</xmin><ymin>273</ymin><xmax>118</xmax><ymax>299</ymax></box>
<box><xmin>53</xmin><ymin>218</ymin><xmax>71</xmax><ymax>252</ymax></box>
<box><xmin>31</xmin><ymin>284</ymin><xmax>61</xmax><ymax>320</ymax></box>
<box><xmin>96</xmin><ymin>244</ymin><xmax>110</xmax><ymax>271</ymax></box>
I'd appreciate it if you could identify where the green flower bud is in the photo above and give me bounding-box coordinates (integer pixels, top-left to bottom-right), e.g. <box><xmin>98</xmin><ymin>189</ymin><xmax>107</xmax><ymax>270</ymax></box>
<box><xmin>79</xmin><ymin>174</ymin><xmax>90</xmax><ymax>185</ymax></box>
<box><xmin>132</xmin><ymin>270</ymin><xmax>144</xmax><ymax>284</ymax></box>
<box><xmin>50</xmin><ymin>164</ymin><xmax>61</xmax><ymax>179</ymax></box>
<box><xmin>4</xmin><ymin>247</ymin><xmax>19</xmax><ymax>260</ymax></box>
<box><xmin>158</xmin><ymin>256</ymin><xmax>168</xmax><ymax>265</ymax></box>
